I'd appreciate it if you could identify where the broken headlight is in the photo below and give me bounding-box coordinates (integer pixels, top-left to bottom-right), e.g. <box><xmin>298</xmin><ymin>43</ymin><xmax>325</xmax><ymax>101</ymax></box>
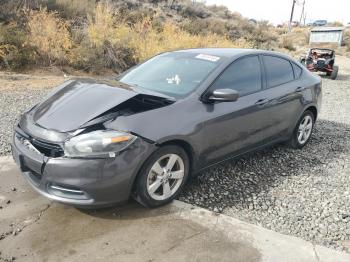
<box><xmin>64</xmin><ymin>130</ymin><xmax>136</xmax><ymax>157</ymax></box>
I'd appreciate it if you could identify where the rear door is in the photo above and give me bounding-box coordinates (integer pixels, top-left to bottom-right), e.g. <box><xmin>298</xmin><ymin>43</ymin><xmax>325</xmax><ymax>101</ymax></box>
<box><xmin>260</xmin><ymin>55</ymin><xmax>303</xmax><ymax>139</ymax></box>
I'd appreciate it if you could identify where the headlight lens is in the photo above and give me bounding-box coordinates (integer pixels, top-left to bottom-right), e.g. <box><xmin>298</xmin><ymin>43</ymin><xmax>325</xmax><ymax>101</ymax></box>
<box><xmin>64</xmin><ymin>130</ymin><xmax>136</xmax><ymax>157</ymax></box>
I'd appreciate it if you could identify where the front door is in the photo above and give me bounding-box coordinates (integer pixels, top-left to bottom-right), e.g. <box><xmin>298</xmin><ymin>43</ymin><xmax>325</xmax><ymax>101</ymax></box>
<box><xmin>198</xmin><ymin>55</ymin><xmax>273</xmax><ymax>165</ymax></box>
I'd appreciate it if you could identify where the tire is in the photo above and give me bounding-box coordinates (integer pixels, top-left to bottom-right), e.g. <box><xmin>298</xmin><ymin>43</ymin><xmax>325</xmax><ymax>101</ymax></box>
<box><xmin>133</xmin><ymin>145</ymin><xmax>190</xmax><ymax>208</ymax></box>
<box><xmin>330</xmin><ymin>65</ymin><xmax>338</xmax><ymax>80</ymax></box>
<box><xmin>289</xmin><ymin>110</ymin><xmax>315</xmax><ymax>149</ymax></box>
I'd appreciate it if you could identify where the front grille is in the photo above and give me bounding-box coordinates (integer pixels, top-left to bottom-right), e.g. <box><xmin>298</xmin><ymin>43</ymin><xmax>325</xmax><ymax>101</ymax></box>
<box><xmin>16</xmin><ymin>131</ymin><xmax>64</xmax><ymax>157</ymax></box>
<box><xmin>31</xmin><ymin>139</ymin><xmax>64</xmax><ymax>157</ymax></box>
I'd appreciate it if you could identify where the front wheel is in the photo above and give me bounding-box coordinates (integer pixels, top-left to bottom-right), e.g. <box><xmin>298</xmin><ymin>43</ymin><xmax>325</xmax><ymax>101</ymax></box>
<box><xmin>133</xmin><ymin>145</ymin><xmax>189</xmax><ymax>208</ymax></box>
<box><xmin>289</xmin><ymin>110</ymin><xmax>315</xmax><ymax>149</ymax></box>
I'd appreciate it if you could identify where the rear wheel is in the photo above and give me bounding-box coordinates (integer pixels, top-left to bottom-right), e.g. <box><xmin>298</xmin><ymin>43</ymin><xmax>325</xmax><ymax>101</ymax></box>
<box><xmin>289</xmin><ymin>110</ymin><xmax>315</xmax><ymax>149</ymax></box>
<box><xmin>330</xmin><ymin>65</ymin><xmax>338</xmax><ymax>80</ymax></box>
<box><xmin>134</xmin><ymin>145</ymin><xmax>189</xmax><ymax>208</ymax></box>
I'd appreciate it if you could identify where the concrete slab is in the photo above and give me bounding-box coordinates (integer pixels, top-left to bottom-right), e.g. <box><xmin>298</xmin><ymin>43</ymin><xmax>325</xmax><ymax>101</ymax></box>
<box><xmin>1</xmin><ymin>156</ymin><xmax>349</xmax><ymax>262</ymax></box>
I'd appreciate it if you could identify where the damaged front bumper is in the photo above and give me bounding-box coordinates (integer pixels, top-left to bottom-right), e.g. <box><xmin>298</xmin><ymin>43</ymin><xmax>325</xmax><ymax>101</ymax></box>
<box><xmin>11</xmin><ymin>127</ymin><xmax>157</xmax><ymax>207</ymax></box>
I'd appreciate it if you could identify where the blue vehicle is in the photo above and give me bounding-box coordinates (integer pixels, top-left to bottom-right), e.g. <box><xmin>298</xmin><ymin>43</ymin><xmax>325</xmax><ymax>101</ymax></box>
<box><xmin>313</xmin><ymin>20</ymin><xmax>327</xmax><ymax>26</ymax></box>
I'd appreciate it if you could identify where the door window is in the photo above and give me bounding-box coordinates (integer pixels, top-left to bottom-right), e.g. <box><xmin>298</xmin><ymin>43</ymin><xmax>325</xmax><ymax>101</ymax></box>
<box><xmin>211</xmin><ymin>56</ymin><xmax>262</xmax><ymax>96</ymax></box>
<box><xmin>292</xmin><ymin>63</ymin><xmax>302</xmax><ymax>79</ymax></box>
<box><xmin>263</xmin><ymin>56</ymin><xmax>294</xmax><ymax>87</ymax></box>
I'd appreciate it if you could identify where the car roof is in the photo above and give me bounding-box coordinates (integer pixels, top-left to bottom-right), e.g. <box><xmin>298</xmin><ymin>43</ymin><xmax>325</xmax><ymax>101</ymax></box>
<box><xmin>174</xmin><ymin>48</ymin><xmax>292</xmax><ymax>60</ymax></box>
<box><xmin>175</xmin><ymin>48</ymin><xmax>259</xmax><ymax>58</ymax></box>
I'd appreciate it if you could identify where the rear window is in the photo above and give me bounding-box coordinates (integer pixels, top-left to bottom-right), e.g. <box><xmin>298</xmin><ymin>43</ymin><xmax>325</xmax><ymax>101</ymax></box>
<box><xmin>263</xmin><ymin>56</ymin><xmax>294</xmax><ymax>87</ymax></box>
<box><xmin>292</xmin><ymin>63</ymin><xmax>302</xmax><ymax>79</ymax></box>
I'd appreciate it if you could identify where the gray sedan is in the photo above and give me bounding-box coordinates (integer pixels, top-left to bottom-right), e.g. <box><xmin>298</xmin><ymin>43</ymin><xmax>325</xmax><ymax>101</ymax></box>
<box><xmin>11</xmin><ymin>48</ymin><xmax>322</xmax><ymax>208</ymax></box>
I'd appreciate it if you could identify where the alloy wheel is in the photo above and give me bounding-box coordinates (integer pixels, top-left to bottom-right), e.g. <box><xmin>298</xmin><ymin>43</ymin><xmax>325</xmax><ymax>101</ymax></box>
<box><xmin>297</xmin><ymin>115</ymin><xmax>313</xmax><ymax>144</ymax></box>
<box><xmin>146</xmin><ymin>154</ymin><xmax>185</xmax><ymax>201</ymax></box>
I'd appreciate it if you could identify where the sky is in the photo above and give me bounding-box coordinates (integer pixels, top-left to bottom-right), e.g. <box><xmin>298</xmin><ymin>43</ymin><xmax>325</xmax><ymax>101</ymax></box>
<box><xmin>205</xmin><ymin>0</ymin><xmax>350</xmax><ymax>25</ymax></box>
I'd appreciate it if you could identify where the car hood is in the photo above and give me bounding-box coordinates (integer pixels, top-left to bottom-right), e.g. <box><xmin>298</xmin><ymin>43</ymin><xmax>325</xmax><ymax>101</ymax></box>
<box><xmin>30</xmin><ymin>78</ymin><xmax>175</xmax><ymax>133</ymax></box>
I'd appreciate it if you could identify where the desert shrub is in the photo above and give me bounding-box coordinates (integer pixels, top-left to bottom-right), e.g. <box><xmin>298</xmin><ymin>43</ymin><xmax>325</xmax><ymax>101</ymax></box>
<box><xmin>0</xmin><ymin>0</ymin><xmax>47</xmax><ymax>22</ymax></box>
<box><xmin>0</xmin><ymin>44</ymin><xmax>21</xmax><ymax>69</ymax></box>
<box><xmin>70</xmin><ymin>3</ymin><xmax>136</xmax><ymax>73</ymax></box>
<box><xmin>71</xmin><ymin>3</ymin><xmax>251</xmax><ymax>72</ymax></box>
<box><xmin>291</xmin><ymin>27</ymin><xmax>310</xmax><ymax>45</ymax></box>
<box><xmin>71</xmin><ymin>38</ymin><xmax>136</xmax><ymax>73</ymax></box>
<box><xmin>26</xmin><ymin>8</ymin><xmax>72</xmax><ymax>65</ymax></box>
<box><xmin>0</xmin><ymin>22</ymin><xmax>35</xmax><ymax>69</ymax></box>
<box><xmin>181</xmin><ymin>18</ymin><xmax>227</xmax><ymax>36</ymax></box>
<box><xmin>87</xmin><ymin>3</ymin><xmax>118</xmax><ymax>47</ymax></box>
<box><xmin>328</xmin><ymin>21</ymin><xmax>344</xmax><ymax>27</ymax></box>
<box><xmin>206</xmin><ymin>4</ymin><xmax>232</xmax><ymax>19</ymax></box>
<box><xmin>128</xmin><ymin>18</ymin><xmax>251</xmax><ymax>62</ymax></box>
<box><xmin>343</xmin><ymin>29</ymin><xmax>350</xmax><ymax>51</ymax></box>
<box><xmin>1</xmin><ymin>1</ymin><xmax>267</xmax><ymax>72</ymax></box>
<box><xmin>279</xmin><ymin>36</ymin><xmax>296</xmax><ymax>51</ymax></box>
<box><xmin>46</xmin><ymin>0</ymin><xmax>96</xmax><ymax>19</ymax></box>
<box><xmin>244</xmin><ymin>21</ymin><xmax>278</xmax><ymax>49</ymax></box>
<box><xmin>180</xmin><ymin>3</ymin><xmax>211</xmax><ymax>19</ymax></box>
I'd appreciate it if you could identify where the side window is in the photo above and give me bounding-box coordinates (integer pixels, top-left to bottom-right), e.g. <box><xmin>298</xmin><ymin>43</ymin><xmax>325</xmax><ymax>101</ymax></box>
<box><xmin>292</xmin><ymin>63</ymin><xmax>302</xmax><ymax>79</ymax></box>
<box><xmin>263</xmin><ymin>56</ymin><xmax>294</xmax><ymax>87</ymax></box>
<box><xmin>211</xmin><ymin>56</ymin><xmax>262</xmax><ymax>96</ymax></box>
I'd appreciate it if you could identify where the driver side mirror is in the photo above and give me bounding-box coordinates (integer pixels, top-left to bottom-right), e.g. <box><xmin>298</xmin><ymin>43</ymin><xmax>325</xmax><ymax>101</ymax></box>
<box><xmin>208</xmin><ymin>89</ymin><xmax>239</xmax><ymax>102</ymax></box>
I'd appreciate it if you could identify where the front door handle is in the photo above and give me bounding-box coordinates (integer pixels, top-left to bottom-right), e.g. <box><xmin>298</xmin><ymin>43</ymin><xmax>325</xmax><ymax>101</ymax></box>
<box><xmin>255</xmin><ymin>99</ymin><xmax>269</xmax><ymax>106</ymax></box>
<box><xmin>295</xmin><ymin>86</ymin><xmax>306</xmax><ymax>92</ymax></box>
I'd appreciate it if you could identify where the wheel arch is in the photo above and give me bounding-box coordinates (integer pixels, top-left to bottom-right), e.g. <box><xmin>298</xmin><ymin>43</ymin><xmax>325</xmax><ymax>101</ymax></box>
<box><xmin>159</xmin><ymin>139</ymin><xmax>196</xmax><ymax>173</ymax></box>
<box><xmin>130</xmin><ymin>138</ymin><xmax>197</xmax><ymax>195</ymax></box>
<box><xmin>305</xmin><ymin>105</ymin><xmax>318</xmax><ymax>120</ymax></box>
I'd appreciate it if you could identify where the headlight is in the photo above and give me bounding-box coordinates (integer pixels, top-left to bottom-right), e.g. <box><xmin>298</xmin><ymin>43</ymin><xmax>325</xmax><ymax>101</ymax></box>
<box><xmin>64</xmin><ymin>130</ymin><xmax>136</xmax><ymax>157</ymax></box>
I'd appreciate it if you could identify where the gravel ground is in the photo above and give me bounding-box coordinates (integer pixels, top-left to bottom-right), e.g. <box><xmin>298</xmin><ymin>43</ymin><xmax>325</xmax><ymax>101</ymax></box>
<box><xmin>179</xmin><ymin>76</ymin><xmax>350</xmax><ymax>252</ymax></box>
<box><xmin>0</xmin><ymin>67</ymin><xmax>349</xmax><ymax>252</ymax></box>
<box><xmin>0</xmin><ymin>72</ymin><xmax>64</xmax><ymax>156</ymax></box>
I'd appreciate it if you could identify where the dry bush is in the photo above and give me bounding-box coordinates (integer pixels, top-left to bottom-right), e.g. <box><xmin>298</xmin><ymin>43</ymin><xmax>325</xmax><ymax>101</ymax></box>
<box><xmin>27</xmin><ymin>8</ymin><xmax>72</xmax><ymax>65</ymax></box>
<box><xmin>245</xmin><ymin>21</ymin><xmax>278</xmax><ymax>49</ymax></box>
<box><xmin>328</xmin><ymin>21</ymin><xmax>344</xmax><ymax>27</ymax></box>
<box><xmin>87</xmin><ymin>3</ymin><xmax>119</xmax><ymax>47</ymax></box>
<box><xmin>180</xmin><ymin>3</ymin><xmax>212</xmax><ymax>19</ymax></box>
<box><xmin>71</xmin><ymin>3</ymin><xmax>251</xmax><ymax>72</ymax></box>
<box><xmin>1</xmin><ymin>1</ymin><xmax>265</xmax><ymax>72</ymax></box>
<box><xmin>0</xmin><ymin>22</ymin><xmax>35</xmax><ymax>69</ymax></box>
<box><xmin>47</xmin><ymin>0</ymin><xmax>96</xmax><ymax>18</ymax></box>
<box><xmin>128</xmin><ymin>18</ymin><xmax>251</xmax><ymax>62</ymax></box>
<box><xmin>344</xmin><ymin>29</ymin><xmax>350</xmax><ymax>52</ymax></box>
<box><xmin>70</xmin><ymin>3</ymin><xmax>135</xmax><ymax>73</ymax></box>
<box><xmin>206</xmin><ymin>4</ymin><xmax>232</xmax><ymax>19</ymax></box>
<box><xmin>181</xmin><ymin>18</ymin><xmax>227</xmax><ymax>36</ymax></box>
<box><xmin>0</xmin><ymin>0</ymin><xmax>47</xmax><ymax>22</ymax></box>
<box><xmin>277</xmin><ymin>28</ymin><xmax>310</xmax><ymax>53</ymax></box>
<box><xmin>279</xmin><ymin>36</ymin><xmax>296</xmax><ymax>51</ymax></box>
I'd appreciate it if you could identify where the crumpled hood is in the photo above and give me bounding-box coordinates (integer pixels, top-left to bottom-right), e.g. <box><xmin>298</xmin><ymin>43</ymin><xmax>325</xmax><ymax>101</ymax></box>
<box><xmin>31</xmin><ymin>78</ymin><xmax>173</xmax><ymax>133</ymax></box>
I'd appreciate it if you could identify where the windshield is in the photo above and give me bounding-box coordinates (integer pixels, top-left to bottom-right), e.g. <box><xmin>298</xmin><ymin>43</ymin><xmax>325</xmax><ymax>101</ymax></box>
<box><xmin>118</xmin><ymin>52</ymin><xmax>223</xmax><ymax>98</ymax></box>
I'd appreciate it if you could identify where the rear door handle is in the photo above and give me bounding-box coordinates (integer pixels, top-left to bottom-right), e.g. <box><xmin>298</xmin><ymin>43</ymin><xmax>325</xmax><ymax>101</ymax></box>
<box><xmin>295</xmin><ymin>86</ymin><xmax>306</xmax><ymax>92</ymax></box>
<box><xmin>255</xmin><ymin>99</ymin><xmax>269</xmax><ymax>106</ymax></box>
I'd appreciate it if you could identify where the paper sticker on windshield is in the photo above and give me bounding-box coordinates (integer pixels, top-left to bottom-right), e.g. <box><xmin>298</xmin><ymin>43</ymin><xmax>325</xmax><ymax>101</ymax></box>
<box><xmin>195</xmin><ymin>54</ymin><xmax>220</xmax><ymax>62</ymax></box>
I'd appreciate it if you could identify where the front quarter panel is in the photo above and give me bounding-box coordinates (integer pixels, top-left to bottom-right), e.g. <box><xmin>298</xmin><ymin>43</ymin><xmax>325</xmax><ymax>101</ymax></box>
<box><xmin>104</xmin><ymin>95</ymin><xmax>205</xmax><ymax>169</ymax></box>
